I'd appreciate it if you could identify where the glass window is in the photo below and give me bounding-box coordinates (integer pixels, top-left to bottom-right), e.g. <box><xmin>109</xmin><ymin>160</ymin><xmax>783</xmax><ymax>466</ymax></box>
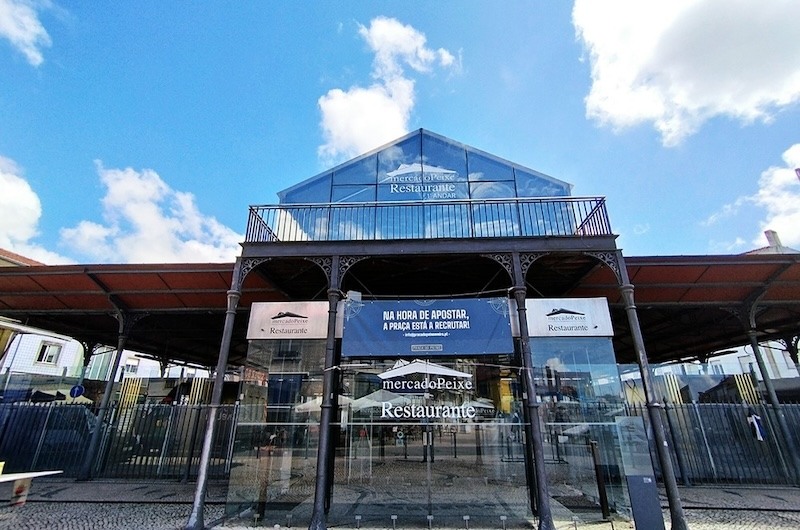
<box><xmin>332</xmin><ymin>155</ymin><xmax>377</xmax><ymax>185</ymax></box>
<box><xmin>469</xmin><ymin>181</ymin><xmax>516</xmax><ymax>199</ymax></box>
<box><xmin>378</xmin><ymin>135</ymin><xmax>422</xmax><ymax>184</ymax></box>
<box><xmin>280</xmin><ymin>172</ymin><xmax>332</xmax><ymax>204</ymax></box>
<box><xmin>467</xmin><ymin>152</ymin><xmax>514</xmax><ymax>183</ymax></box>
<box><xmin>531</xmin><ymin>337</ymin><xmax>624</xmax><ymax>419</ymax></box>
<box><xmin>530</xmin><ymin>336</ymin><xmax>630</xmax><ymax>516</ymax></box>
<box><xmin>331</xmin><ymin>185</ymin><xmax>376</xmax><ymax>203</ymax></box>
<box><xmin>124</xmin><ymin>358</ymin><xmax>139</xmax><ymax>374</ymax></box>
<box><xmin>471</xmin><ymin>202</ymin><xmax>520</xmax><ymax>237</ymax></box>
<box><xmin>421</xmin><ymin>133</ymin><xmax>468</xmax><ymax>182</ymax></box>
<box><xmin>36</xmin><ymin>342</ymin><xmax>61</xmax><ymax>364</ymax></box>
<box><xmin>515</xmin><ymin>169</ymin><xmax>570</xmax><ymax>198</ymax></box>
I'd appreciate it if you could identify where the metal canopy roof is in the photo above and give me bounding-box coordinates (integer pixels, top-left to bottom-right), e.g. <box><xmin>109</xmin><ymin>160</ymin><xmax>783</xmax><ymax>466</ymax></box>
<box><xmin>0</xmin><ymin>254</ymin><xmax>798</xmax><ymax>366</ymax></box>
<box><xmin>0</xmin><ymin>263</ymin><xmax>285</xmax><ymax>367</ymax></box>
<box><xmin>570</xmin><ymin>254</ymin><xmax>800</xmax><ymax>363</ymax></box>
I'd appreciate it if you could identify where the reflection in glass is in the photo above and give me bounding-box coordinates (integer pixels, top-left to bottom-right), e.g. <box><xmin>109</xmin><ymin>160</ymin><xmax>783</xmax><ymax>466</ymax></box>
<box><xmin>332</xmin><ymin>185</ymin><xmax>376</xmax><ymax>203</ymax></box>
<box><xmin>470</xmin><ymin>182</ymin><xmax>516</xmax><ymax>199</ymax></box>
<box><xmin>515</xmin><ymin>169</ymin><xmax>570</xmax><ymax>198</ymax></box>
<box><xmin>228</xmin><ymin>353</ymin><xmax>534</xmax><ymax>528</ymax></box>
<box><xmin>472</xmin><ymin>202</ymin><xmax>520</xmax><ymax>237</ymax></box>
<box><xmin>422</xmin><ymin>133</ymin><xmax>467</xmax><ymax>182</ymax></box>
<box><xmin>279</xmin><ymin>172</ymin><xmax>332</xmax><ymax>204</ymax></box>
<box><xmin>271</xmin><ymin>131</ymin><xmax>581</xmax><ymax>244</ymax></box>
<box><xmin>280</xmin><ymin>131</ymin><xmax>573</xmax><ymax>207</ymax></box>
<box><xmin>378</xmin><ymin>136</ymin><xmax>421</xmax><ymax>183</ymax></box>
<box><xmin>333</xmin><ymin>155</ymin><xmax>377</xmax><ymax>185</ymax></box>
<box><xmin>531</xmin><ymin>337</ymin><xmax>631</xmax><ymax>517</ymax></box>
<box><xmin>468</xmin><ymin>152</ymin><xmax>515</xmax><ymax>183</ymax></box>
<box><xmin>225</xmin><ymin>339</ymin><xmax>325</xmax><ymax>522</ymax></box>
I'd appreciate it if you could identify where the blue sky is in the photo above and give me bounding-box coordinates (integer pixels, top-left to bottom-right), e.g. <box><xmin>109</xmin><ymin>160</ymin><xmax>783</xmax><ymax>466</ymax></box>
<box><xmin>1</xmin><ymin>1</ymin><xmax>799</xmax><ymax>264</ymax></box>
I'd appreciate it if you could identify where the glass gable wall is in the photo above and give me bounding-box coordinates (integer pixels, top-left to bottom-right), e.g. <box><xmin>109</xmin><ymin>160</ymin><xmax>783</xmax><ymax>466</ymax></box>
<box><xmin>266</xmin><ymin>130</ymin><xmax>578</xmax><ymax>243</ymax></box>
<box><xmin>278</xmin><ymin>130</ymin><xmax>572</xmax><ymax>205</ymax></box>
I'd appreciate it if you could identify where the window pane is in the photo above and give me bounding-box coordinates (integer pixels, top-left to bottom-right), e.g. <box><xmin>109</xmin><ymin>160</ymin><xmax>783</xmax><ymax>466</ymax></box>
<box><xmin>332</xmin><ymin>155</ymin><xmax>377</xmax><ymax>185</ymax></box>
<box><xmin>331</xmin><ymin>185</ymin><xmax>376</xmax><ymax>203</ymax></box>
<box><xmin>421</xmin><ymin>133</ymin><xmax>468</xmax><ymax>182</ymax></box>
<box><xmin>468</xmin><ymin>152</ymin><xmax>514</xmax><ymax>183</ymax></box>
<box><xmin>280</xmin><ymin>173</ymin><xmax>332</xmax><ymax>204</ymax></box>
<box><xmin>36</xmin><ymin>343</ymin><xmax>61</xmax><ymax>364</ymax></box>
<box><xmin>469</xmin><ymin>181</ymin><xmax>516</xmax><ymax>199</ymax></box>
<box><xmin>378</xmin><ymin>135</ymin><xmax>421</xmax><ymax>183</ymax></box>
<box><xmin>515</xmin><ymin>169</ymin><xmax>570</xmax><ymax>198</ymax></box>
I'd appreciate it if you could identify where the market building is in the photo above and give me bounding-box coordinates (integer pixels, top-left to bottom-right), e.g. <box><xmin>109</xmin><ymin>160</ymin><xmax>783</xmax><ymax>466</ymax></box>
<box><xmin>1</xmin><ymin>130</ymin><xmax>799</xmax><ymax>530</ymax></box>
<box><xmin>195</xmin><ymin>129</ymin><xmax>695</xmax><ymax>530</ymax></box>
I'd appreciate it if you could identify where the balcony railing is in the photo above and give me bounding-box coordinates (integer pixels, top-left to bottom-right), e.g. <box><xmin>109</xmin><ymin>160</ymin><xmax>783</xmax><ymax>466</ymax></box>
<box><xmin>245</xmin><ymin>197</ymin><xmax>612</xmax><ymax>243</ymax></box>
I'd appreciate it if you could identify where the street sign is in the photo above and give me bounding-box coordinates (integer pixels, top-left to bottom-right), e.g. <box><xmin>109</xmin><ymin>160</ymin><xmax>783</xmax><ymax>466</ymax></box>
<box><xmin>69</xmin><ymin>385</ymin><xmax>85</xmax><ymax>398</ymax></box>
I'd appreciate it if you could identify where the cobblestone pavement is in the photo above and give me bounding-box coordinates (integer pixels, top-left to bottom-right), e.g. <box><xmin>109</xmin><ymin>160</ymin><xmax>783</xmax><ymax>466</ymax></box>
<box><xmin>0</xmin><ymin>480</ymin><xmax>798</xmax><ymax>529</ymax></box>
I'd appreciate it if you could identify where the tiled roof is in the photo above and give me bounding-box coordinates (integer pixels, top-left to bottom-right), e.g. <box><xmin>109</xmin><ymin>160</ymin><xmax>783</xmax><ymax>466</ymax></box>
<box><xmin>0</xmin><ymin>248</ymin><xmax>44</xmax><ymax>267</ymax></box>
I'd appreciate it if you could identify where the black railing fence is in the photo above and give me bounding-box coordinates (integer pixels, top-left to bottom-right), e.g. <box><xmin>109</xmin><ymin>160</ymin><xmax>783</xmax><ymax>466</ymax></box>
<box><xmin>0</xmin><ymin>401</ymin><xmax>237</xmax><ymax>480</ymax></box>
<box><xmin>246</xmin><ymin>197</ymin><xmax>612</xmax><ymax>243</ymax></box>
<box><xmin>3</xmin><ymin>399</ymin><xmax>800</xmax><ymax>485</ymax></box>
<box><xmin>628</xmin><ymin>401</ymin><xmax>800</xmax><ymax>485</ymax></box>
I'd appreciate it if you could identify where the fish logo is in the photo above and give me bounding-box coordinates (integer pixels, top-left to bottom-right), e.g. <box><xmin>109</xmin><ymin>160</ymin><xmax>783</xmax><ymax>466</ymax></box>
<box><xmin>271</xmin><ymin>312</ymin><xmax>307</xmax><ymax>320</ymax></box>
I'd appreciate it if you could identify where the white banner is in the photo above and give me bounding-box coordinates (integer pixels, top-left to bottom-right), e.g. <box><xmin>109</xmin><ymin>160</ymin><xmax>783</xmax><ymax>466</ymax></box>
<box><xmin>247</xmin><ymin>301</ymin><xmax>330</xmax><ymax>339</ymax></box>
<box><xmin>522</xmin><ymin>298</ymin><xmax>613</xmax><ymax>337</ymax></box>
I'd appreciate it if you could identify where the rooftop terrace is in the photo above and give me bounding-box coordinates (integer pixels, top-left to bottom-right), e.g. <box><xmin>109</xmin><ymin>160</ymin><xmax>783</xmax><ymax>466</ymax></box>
<box><xmin>245</xmin><ymin>196</ymin><xmax>612</xmax><ymax>243</ymax></box>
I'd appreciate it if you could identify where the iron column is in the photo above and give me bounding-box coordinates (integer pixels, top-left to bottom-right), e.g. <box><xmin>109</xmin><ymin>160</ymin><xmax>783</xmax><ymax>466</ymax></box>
<box><xmin>185</xmin><ymin>259</ymin><xmax>242</xmax><ymax>530</ymax></box>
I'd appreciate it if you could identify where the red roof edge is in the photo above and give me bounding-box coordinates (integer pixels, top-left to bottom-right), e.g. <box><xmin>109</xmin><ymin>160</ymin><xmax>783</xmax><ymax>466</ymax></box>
<box><xmin>0</xmin><ymin>248</ymin><xmax>45</xmax><ymax>267</ymax></box>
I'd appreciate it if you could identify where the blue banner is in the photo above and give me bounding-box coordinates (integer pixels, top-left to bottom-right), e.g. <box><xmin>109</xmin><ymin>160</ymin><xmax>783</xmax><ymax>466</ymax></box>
<box><xmin>341</xmin><ymin>298</ymin><xmax>513</xmax><ymax>358</ymax></box>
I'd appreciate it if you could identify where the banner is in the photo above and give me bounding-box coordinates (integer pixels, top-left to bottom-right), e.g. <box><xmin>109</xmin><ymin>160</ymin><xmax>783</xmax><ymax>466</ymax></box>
<box><xmin>525</xmin><ymin>298</ymin><xmax>613</xmax><ymax>337</ymax></box>
<box><xmin>341</xmin><ymin>298</ymin><xmax>513</xmax><ymax>357</ymax></box>
<box><xmin>247</xmin><ymin>301</ymin><xmax>329</xmax><ymax>339</ymax></box>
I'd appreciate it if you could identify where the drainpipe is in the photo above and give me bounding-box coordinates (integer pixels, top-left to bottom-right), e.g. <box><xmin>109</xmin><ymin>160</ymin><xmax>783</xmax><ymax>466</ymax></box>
<box><xmin>511</xmin><ymin>251</ymin><xmax>556</xmax><ymax>530</ymax></box>
<box><xmin>309</xmin><ymin>257</ymin><xmax>342</xmax><ymax>530</ymax></box>
<box><xmin>185</xmin><ymin>260</ymin><xmax>242</xmax><ymax>530</ymax></box>
<box><xmin>617</xmin><ymin>257</ymin><xmax>689</xmax><ymax>530</ymax></box>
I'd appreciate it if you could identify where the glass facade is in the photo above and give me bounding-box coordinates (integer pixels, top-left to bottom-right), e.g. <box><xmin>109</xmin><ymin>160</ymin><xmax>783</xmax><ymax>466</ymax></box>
<box><xmin>227</xmin><ymin>131</ymin><xmax>638</xmax><ymax>528</ymax></box>
<box><xmin>226</xmin><ymin>339</ymin><xmax>326</xmax><ymax>519</ymax></box>
<box><xmin>264</xmin><ymin>131</ymin><xmax>580</xmax><ymax>244</ymax></box>
<box><xmin>278</xmin><ymin>130</ymin><xmax>572</xmax><ymax>205</ymax></box>
<box><xmin>226</xmin><ymin>334</ymin><xmax>634</xmax><ymax>527</ymax></box>
<box><xmin>532</xmin><ymin>337</ymin><xmax>631</xmax><ymax>516</ymax></box>
<box><xmin>228</xmin><ymin>348</ymin><xmax>534</xmax><ymax>528</ymax></box>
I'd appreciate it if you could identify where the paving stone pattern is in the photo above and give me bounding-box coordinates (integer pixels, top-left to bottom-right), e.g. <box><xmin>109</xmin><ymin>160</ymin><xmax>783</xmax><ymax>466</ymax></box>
<box><xmin>0</xmin><ymin>480</ymin><xmax>798</xmax><ymax>529</ymax></box>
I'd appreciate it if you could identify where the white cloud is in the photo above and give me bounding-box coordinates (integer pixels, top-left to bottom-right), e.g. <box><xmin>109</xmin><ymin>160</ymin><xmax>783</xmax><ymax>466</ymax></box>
<box><xmin>708</xmin><ymin>237</ymin><xmax>747</xmax><ymax>254</ymax></box>
<box><xmin>60</xmin><ymin>163</ymin><xmax>242</xmax><ymax>263</ymax></box>
<box><xmin>0</xmin><ymin>0</ymin><xmax>52</xmax><ymax>66</ymax></box>
<box><xmin>751</xmin><ymin>144</ymin><xmax>800</xmax><ymax>247</ymax></box>
<box><xmin>0</xmin><ymin>155</ymin><xmax>72</xmax><ymax>264</ymax></box>
<box><xmin>705</xmin><ymin>144</ymin><xmax>800</xmax><ymax>249</ymax></box>
<box><xmin>318</xmin><ymin>16</ymin><xmax>457</xmax><ymax>163</ymax></box>
<box><xmin>573</xmin><ymin>0</ymin><xmax>800</xmax><ymax>146</ymax></box>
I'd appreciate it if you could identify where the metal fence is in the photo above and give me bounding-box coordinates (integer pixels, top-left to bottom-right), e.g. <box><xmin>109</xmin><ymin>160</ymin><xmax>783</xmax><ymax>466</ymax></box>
<box><xmin>628</xmin><ymin>401</ymin><xmax>800</xmax><ymax>485</ymax></box>
<box><xmin>4</xmin><ymin>399</ymin><xmax>800</xmax><ymax>486</ymax></box>
<box><xmin>0</xmin><ymin>401</ymin><xmax>237</xmax><ymax>480</ymax></box>
<box><xmin>245</xmin><ymin>197</ymin><xmax>612</xmax><ymax>243</ymax></box>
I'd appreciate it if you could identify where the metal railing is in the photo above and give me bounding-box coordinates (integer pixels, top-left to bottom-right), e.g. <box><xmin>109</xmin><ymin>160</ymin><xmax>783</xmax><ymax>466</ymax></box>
<box><xmin>628</xmin><ymin>401</ymin><xmax>800</xmax><ymax>485</ymax></box>
<box><xmin>97</xmin><ymin>402</ymin><xmax>237</xmax><ymax>480</ymax></box>
<box><xmin>0</xmin><ymin>401</ymin><xmax>237</xmax><ymax>480</ymax></box>
<box><xmin>3</xmin><ymin>399</ymin><xmax>800</xmax><ymax>485</ymax></box>
<box><xmin>245</xmin><ymin>197</ymin><xmax>612</xmax><ymax>243</ymax></box>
